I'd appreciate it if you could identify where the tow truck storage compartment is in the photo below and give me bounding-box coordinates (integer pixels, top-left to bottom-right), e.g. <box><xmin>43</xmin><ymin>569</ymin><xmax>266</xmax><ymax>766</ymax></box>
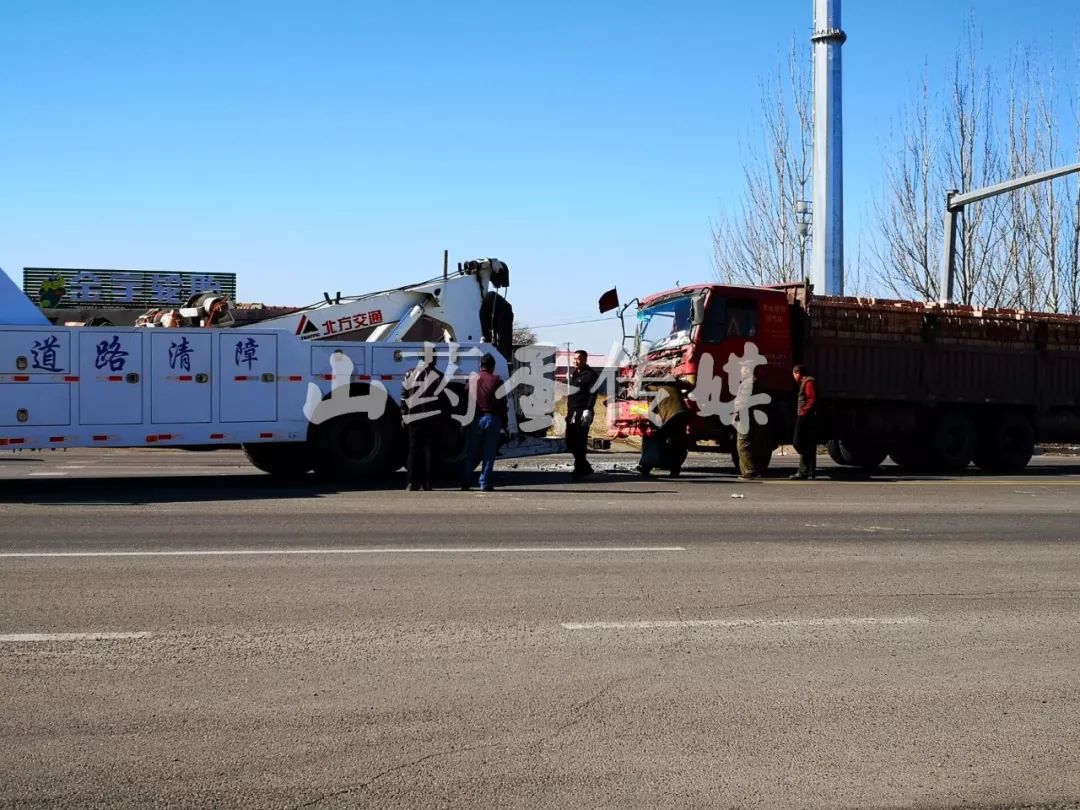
<box><xmin>1</xmin><ymin>383</ymin><xmax>71</xmax><ymax>427</ymax></box>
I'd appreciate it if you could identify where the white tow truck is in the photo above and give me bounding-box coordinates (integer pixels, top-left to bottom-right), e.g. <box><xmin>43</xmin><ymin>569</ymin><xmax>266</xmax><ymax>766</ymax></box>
<box><xmin>0</xmin><ymin>258</ymin><xmax>555</xmax><ymax>479</ymax></box>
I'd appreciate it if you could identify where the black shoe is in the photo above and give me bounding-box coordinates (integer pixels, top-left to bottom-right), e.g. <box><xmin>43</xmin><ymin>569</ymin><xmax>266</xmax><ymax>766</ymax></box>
<box><xmin>460</xmin><ymin>484</ymin><xmax>472</xmax><ymax>491</ymax></box>
<box><xmin>406</xmin><ymin>484</ymin><xmax>421</xmax><ymax>491</ymax></box>
<box><xmin>481</xmin><ymin>486</ymin><xmax>495</xmax><ymax>492</ymax></box>
<box><xmin>788</xmin><ymin>473</ymin><xmax>808</xmax><ymax>480</ymax></box>
<box><xmin>669</xmin><ymin>468</ymin><xmax>681</xmax><ymax>478</ymax></box>
<box><xmin>634</xmin><ymin>465</ymin><xmax>652</xmax><ymax>477</ymax></box>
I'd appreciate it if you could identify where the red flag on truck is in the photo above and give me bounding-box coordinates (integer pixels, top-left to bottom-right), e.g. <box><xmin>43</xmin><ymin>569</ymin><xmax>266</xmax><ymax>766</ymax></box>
<box><xmin>597</xmin><ymin>287</ymin><xmax>619</xmax><ymax>314</ymax></box>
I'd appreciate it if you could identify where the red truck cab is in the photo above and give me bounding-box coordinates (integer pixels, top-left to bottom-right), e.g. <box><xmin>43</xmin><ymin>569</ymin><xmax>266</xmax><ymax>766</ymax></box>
<box><xmin>612</xmin><ymin>283</ymin><xmax>795</xmax><ymax>449</ymax></box>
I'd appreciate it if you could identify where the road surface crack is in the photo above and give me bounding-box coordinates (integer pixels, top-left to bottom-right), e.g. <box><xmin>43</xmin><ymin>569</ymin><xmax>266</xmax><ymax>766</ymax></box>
<box><xmin>289</xmin><ymin>677</ymin><xmax>634</xmax><ymax>809</ymax></box>
<box><xmin>553</xmin><ymin>676</ymin><xmax>625</xmax><ymax>735</ymax></box>
<box><xmin>289</xmin><ymin>739</ymin><xmax>502</xmax><ymax>809</ymax></box>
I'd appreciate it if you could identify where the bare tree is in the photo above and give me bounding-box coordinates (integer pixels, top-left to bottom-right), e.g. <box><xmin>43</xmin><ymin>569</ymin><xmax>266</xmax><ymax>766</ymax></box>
<box><xmin>873</xmin><ymin>23</ymin><xmax>1079</xmax><ymax>313</ymax></box>
<box><xmin>712</xmin><ymin>40</ymin><xmax>813</xmax><ymax>285</ymax></box>
<box><xmin>997</xmin><ymin>51</ymin><xmax>1079</xmax><ymax>311</ymax></box>
<box><xmin>943</xmin><ymin>27</ymin><xmax>1008</xmax><ymax>307</ymax></box>
<box><xmin>512</xmin><ymin>325</ymin><xmax>537</xmax><ymax>347</ymax></box>
<box><xmin>872</xmin><ymin>71</ymin><xmax>941</xmax><ymax>300</ymax></box>
<box><xmin>1069</xmin><ymin>66</ymin><xmax>1080</xmax><ymax>313</ymax></box>
<box><xmin>1026</xmin><ymin>61</ymin><xmax>1079</xmax><ymax>313</ymax></box>
<box><xmin>872</xmin><ymin>24</ymin><xmax>1009</xmax><ymax>306</ymax></box>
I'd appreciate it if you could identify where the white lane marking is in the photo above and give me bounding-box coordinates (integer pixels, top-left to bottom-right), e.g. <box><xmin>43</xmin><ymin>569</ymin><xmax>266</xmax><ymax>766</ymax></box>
<box><xmin>0</xmin><ymin>546</ymin><xmax>686</xmax><ymax>559</ymax></box>
<box><xmin>561</xmin><ymin>616</ymin><xmax>928</xmax><ymax>631</ymax></box>
<box><xmin>0</xmin><ymin>632</ymin><xmax>152</xmax><ymax>642</ymax></box>
<box><xmin>27</xmin><ymin>472</ymin><xmax>68</xmax><ymax>477</ymax></box>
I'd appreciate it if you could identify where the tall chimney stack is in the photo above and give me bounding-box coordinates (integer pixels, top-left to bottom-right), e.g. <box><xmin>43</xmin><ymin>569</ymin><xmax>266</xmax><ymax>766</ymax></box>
<box><xmin>810</xmin><ymin>0</ymin><xmax>846</xmax><ymax>295</ymax></box>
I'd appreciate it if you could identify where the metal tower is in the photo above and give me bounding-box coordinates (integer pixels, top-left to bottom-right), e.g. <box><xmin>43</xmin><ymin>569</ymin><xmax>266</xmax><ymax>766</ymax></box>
<box><xmin>811</xmin><ymin>0</ymin><xmax>846</xmax><ymax>295</ymax></box>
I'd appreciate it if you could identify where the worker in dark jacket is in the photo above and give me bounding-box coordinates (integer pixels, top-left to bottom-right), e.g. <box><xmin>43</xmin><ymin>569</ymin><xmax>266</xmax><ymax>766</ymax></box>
<box><xmin>461</xmin><ymin>353</ymin><xmax>508</xmax><ymax>492</ymax></box>
<box><xmin>401</xmin><ymin>352</ymin><xmax>449</xmax><ymax>491</ymax></box>
<box><xmin>566</xmin><ymin>350</ymin><xmax>599</xmax><ymax>481</ymax></box>
<box><xmin>790</xmin><ymin>364</ymin><xmax>818</xmax><ymax>480</ymax></box>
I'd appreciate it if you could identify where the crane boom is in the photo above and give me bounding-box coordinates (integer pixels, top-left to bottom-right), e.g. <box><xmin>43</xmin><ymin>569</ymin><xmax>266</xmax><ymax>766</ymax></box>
<box><xmin>245</xmin><ymin>258</ymin><xmax>510</xmax><ymax>346</ymax></box>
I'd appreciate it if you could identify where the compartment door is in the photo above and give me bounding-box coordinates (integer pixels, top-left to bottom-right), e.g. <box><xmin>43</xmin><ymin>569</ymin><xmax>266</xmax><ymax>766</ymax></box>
<box><xmin>150</xmin><ymin>332</ymin><xmax>213</xmax><ymax>424</ymax></box>
<box><xmin>79</xmin><ymin>332</ymin><xmax>144</xmax><ymax>425</ymax></box>
<box><xmin>220</xmin><ymin>333</ymin><xmax>278</xmax><ymax>422</ymax></box>
<box><xmin>0</xmin><ymin>383</ymin><xmax>71</xmax><ymax>426</ymax></box>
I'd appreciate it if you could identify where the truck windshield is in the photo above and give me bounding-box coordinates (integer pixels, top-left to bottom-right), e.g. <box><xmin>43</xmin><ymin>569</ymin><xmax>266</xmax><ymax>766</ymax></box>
<box><xmin>636</xmin><ymin>296</ymin><xmax>693</xmax><ymax>355</ymax></box>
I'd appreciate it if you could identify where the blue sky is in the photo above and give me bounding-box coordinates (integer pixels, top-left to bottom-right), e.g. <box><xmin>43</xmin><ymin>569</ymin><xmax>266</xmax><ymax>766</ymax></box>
<box><xmin>2</xmin><ymin>0</ymin><xmax>1077</xmax><ymax>352</ymax></box>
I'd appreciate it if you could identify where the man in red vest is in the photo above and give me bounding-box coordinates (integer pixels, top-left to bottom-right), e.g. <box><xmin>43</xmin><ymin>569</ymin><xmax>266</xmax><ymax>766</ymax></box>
<box><xmin>790</xmin><ymin>364</ymin><xmax>818</xmax><ymax>480</ymax></box>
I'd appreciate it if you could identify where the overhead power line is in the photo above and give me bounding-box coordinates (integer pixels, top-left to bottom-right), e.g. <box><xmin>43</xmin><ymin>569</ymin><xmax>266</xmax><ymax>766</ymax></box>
<box><xmin>527</xmin><ymin>315</ymin><xmax>619</xmax><ymax>330</ymax></box>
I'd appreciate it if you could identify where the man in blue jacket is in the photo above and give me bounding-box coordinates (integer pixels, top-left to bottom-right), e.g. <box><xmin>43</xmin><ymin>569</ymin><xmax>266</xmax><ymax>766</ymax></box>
<box><xmin>461</xmin><ymin>353</ymin><xmax>508</xmax><ymax>492</ymax></box>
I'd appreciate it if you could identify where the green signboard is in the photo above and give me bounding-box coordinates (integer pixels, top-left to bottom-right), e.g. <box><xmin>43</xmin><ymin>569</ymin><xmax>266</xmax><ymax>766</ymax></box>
<box><xmin>22</xmin><ymin>268</ymin><xmax>238</xmax><ymax>309</ymax></box>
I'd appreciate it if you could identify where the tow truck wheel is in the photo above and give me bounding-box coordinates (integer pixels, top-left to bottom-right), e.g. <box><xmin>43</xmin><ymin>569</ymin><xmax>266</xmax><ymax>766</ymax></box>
<box><xmin>436</xmin><ymin>382</ymin><xmax>475</xmax><ymax>474</ymax></box>
<box><xmin>437</xmin><ymin>419</ymin><xmax>477</xmax><ymax>474</ymax></box>
<box><xmin>314</xmin><ymin>410</ymin><xmax>404</xmax><ymax>480</ymax></box>
<box><xmin>242</xmin><ymin>442</ymin><xmax>314</xmax><ymax>478</ymax></box>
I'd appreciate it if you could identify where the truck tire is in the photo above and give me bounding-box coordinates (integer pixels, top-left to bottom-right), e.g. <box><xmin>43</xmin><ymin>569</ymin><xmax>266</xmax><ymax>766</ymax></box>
<box><xmin>242</xmin><ymin>442</ymin><xmax>314</xmax><ymax>478</ymax></box>
<box><xmin>313</xmin><ymin>409</ymin><xmax>404</xmax><ymax>480</ymax></box>
<box><xmin>974</xmin><ymin>410</ymin><xmax>1035</xmax><ymax>472</ymax></box>
<box><xmin>826</xmin><ymin>439</ymin><xmax>853</xmax><ymax>466</ymax></box>
<box><xmin>929</xmin><ymin>408</ymin><xmax>976</xmax><ymax>471</ymax></box>
<box><xmin>845</xmin><ymin>439</ymin><xmax>889</xmax><ymax>470</ymax></box>
<box><xmin>889</xmin><ymin>440</ymin><xmax>931</xmax><ymax>472</ymax></box>
<box><xmin>829</xmin><ymin>439</ymin><xmax>887</xmax><ymax>469</ymax></box>
<box><xmin>732</xmin><ymin>449</ymin><xmax>773</xmax><ymax>475</ymax></box>
<box><xmin>730</xmin><ymin>424</ymin><xmax>773</xmax><ymax>476</ymax></box>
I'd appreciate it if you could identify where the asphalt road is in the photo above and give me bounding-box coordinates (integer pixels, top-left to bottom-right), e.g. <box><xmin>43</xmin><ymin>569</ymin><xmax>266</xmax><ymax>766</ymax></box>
<box><xmin>1</xmin><ymin>448</ymin><xmax>1079</xmax><ymax>809</ymax></box>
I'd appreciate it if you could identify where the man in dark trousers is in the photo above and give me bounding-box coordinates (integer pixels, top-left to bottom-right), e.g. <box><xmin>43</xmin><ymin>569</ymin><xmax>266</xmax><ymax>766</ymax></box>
<box><xmin>790</xmin><ymin>364</ymin><xmax>818</xmax><ymax>480</ymax></box>
<box><xmin>566</xmin><ymin>349</ymin><xmax>599</xmax><ymax>481</ymax></box>
<box><xmin>401</xmin><ymin>348</ymin><xmax>448</xmax><ymax>491</ymax></box>
<box><xmin>636</xmin><ymin>383</ymin><xmax>688</xmax><ymax>478</ymax></box>
<box><xmin>462</xmin><ymin>353</ymin><xmax>508</xmax><ymax>492</ymax></box>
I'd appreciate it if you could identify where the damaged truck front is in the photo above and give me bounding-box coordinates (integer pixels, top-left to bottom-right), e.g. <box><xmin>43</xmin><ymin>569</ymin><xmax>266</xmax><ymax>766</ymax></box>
<box><xmin>608</xmin><ymin>284</ymin><xmax>795</xmax><ymax>467</ymax></box>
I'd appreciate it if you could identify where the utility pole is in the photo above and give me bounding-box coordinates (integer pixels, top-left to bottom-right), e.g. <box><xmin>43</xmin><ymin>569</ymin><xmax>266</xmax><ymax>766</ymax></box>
<box><xmin>939</xmin><ymin>163</ymin><xmax>1080</xmax><ymax>304</ymax></box>
<box><xmin>810</xmin><ymin>0</ymin><xmax>846</xmax><ymax>295</ymax></box>
<box><xmin>796</xmin><ymin>199</ymin><xmax>812</xmax><ymax>281</ymax></box>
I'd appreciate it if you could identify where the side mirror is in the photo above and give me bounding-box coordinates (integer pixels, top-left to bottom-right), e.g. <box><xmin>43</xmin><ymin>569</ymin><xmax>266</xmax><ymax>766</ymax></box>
<box><xmin>690</xmin><ymin>297</ymin><xmax>705</xmax><ymax>326</ymax></box>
